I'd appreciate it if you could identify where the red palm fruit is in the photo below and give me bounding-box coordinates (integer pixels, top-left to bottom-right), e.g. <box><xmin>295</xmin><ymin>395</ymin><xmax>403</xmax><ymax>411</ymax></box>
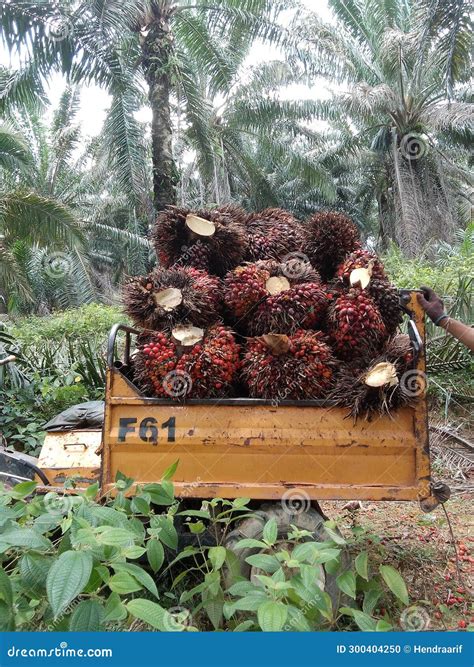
<box><xmin>176</xmin><ymin>324</ymin><xmax>241</xmax><ymax>398</ymax></box>
<box><xmin>245</xmin><ymin>208</ymin><xmax>304</xmax><ymax>262</ymax></box>
<box><xmin>241</xmin><ymin>331</ymin><xmax>338</xmax><ymax>400</ymax></box>
<box><xmin>303</xmin><ymin>211</ymin><xmax>361</xmax><ymax>280</ymax></box>
<box><xmin>134</xmin><ymin>325</ymin><xmax>240</xmax><ymax>399</ymax></box>
<box><xmin>368</xmin><ymin>279</ymin><xmax>403</xmax><ymax>334</ymax></box>
<box><xmin>224</xmin><ymin>259</ymin><xmax>328</xmax><ymax>335</ymax></box>
<box><xmin>336</xmin><ymin>248</ymin><xmax>387</xmax><ymax>283</ymax></box>
<box><xmin>122</xmin><ymin>266</ymin><xmax>222</xmax><ymax>330</ymax></box>
<box><xmin>328</xmin><ymin>287</ymin><xmax>388</xmax><ymax>361</ymax></box>
<box><xmin>134</xmin><ymin>331</ymin><xmax>179</xmax><ymax>397</ymax></box>
<box><xmin>152</xmin><ymin>204</ymin><xmax>247</xmax><ymax>276</ymax></box>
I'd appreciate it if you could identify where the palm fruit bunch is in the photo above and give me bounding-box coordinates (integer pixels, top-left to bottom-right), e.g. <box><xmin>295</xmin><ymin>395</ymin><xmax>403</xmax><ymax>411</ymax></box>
<box><xmin>241</xmin><ymin>331</ymin><xmax>338</xmax><ymax>400</ymax></box>
<box><xmin>244</xmin><ymin>208</ymin><xmax>304</xmax><ymax>262</ymax></box>
<box><xmin>134</xmin><ymin>324</ymin><xmax>240</xmax><ymax>399</ymax></box>
<box><xmin>152</xmin><ymin>204</ymin><xmax>247</xmax><ymax>276</ymax></box>
<box><xmin>336</xmin><ymin>248</ymin><xmax>387</xmax><ymax>283</ymax></box>
<box><xmin>123</xmin><ymin>266</ymin><xmax>222</xmax><ymax>330</ymax></box>
<box><xmin>224</xmin><ymin>259</ymin><xmax>328</xmax><ymax>335</ymax></box>
<box><xmin>332</xmin><ymin>334</ymin><xmax>417</xmax><ymax>419</ymax></box>
<box><xmin>303</xmin><ymin>211</ymin><xmax>361</xmax><ymax>280</ymax></box>
<box><xmin>327</xmin><ymin>287</ymin><xmax>388</xmax><ymax>361</ymax></box>
<box><xmin>333</xmin><ymin>250</ymin><xmax>402</xmax><ymax>335</ymax></box>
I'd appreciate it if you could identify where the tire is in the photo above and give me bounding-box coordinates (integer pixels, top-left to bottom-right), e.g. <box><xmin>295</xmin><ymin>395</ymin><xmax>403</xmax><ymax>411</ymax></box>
<box><xmin>223</xmin><ymin>502</ymin><xmax>348</xmax><ymax>610</ymax></box>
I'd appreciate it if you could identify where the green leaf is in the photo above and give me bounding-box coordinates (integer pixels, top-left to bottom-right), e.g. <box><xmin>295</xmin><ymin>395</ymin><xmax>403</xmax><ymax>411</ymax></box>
<box><xmin>0</xmin><ymin>567</ymin><xmax>13</xmax><ymax>608</ymax></box>
<box><xmin>10</xmin><ymin>481</ymin><xmax>37</xmax><ymax>499</ymax></box>
<box><xmin>104</xmin><ymin>593</ymin><xmax>127</xmax><ymax>622</ymax></box>
<box><xmin>355</xmin><ymin>551</ymin><xmax>369</xmax><ymax>581</ymax></box>
<box><xmin>188</xmin><ymin>521</ymin><xmax>205</xmax><ymax>534</ymax></box>
<box><xmin>245</xmin><ymin>554</ymin><xmax>280</xmax><ymax>573</ymax></box>
<box><xmin>208</xmin><ymin>546</ymin><xmax>226</xmax><ymax>571</ymax></box>
<box><xmin>131</xmin><ymin>496</ymin><xmax>150</xmax><ymax>515</ymax></box>
<box><xmin>152</xmin><ymin>515</ymin><xmax>178</xmax><ymax>550</ymax></box>
<box><xmin>84</xmin><ymin>482</ymin><xmax>99</xmax><ymax>500</ymax></box>
<box><xmin>363</xmin><ymin>588</ymin><xmax>382</xmax><ymax>615</ymax></box>
<box><xmin>336</xmin><ymin>570</ymin><xmax>357</xmax><ymax>599</ymax></box>
<box><xmin>379</xmin><ymin>565</ymin><xmax>409</xmax><ymax>605</ymax></box>
<box><xmin>323</xmin><ymin>521</ymin><xmax>346</xmax><ymax>545</ymax></box>
<box><xmin>233</xmin><ymin>619</ymin><xmax>255</xmax><ymax>631</ymax></box>
<box><xmin>20</xmin><ymin>553</ymin><xmax>51</xmax><ymax>596</ymax></box>
<box><xmin>108</xmin><ymin>572</ymin><xmax>143</xmax><ymax>595</ymax></box>
<box><xmin>46</xmin><ymin>551</ymin><xmax>93</xmax><ymax>618</ymax></box>
<box><xmin>263</xmin><ymin>518</ymin><xmax>278</xmax><ymax>545</ymax></box>
<box><xmin>113</xmin><ymin>563</ymin><xmax>159</xmax><ymax>599</ymax></box>
<box><xmin>257</xmin><ymin>600</ymin><xmax>288</xmax><ymax>632</ymax></box>
<box><xmin>69</xmin><ymin>600</ymin><xmax>105</xmax><ymax>631</ymax></box>
<box><xmin>126</xmin><ymin>598</ymin><xmax>174</xmax><ymax>632</ymax></box>
<box><xmin>376</xmin><ymin>619</ymin><xmax>393</xmax><ymax>631</ymax></box>
<box><xmin>162</xmin><ymin>460</ymin><xmax>179</xmax><ymax>480</ymax></box>
<box><xmin>147</xmin><ymin>539</ymin><xmax>165</xmax><ymax>573</ymax></box>
<box><xmin>340</xmin><ymin>607</ymin><xmax>377</xmax><ymax>631</ymax></box>
<box><xmin>234</xmin><ymin>538</ymin><xmax>268</xmax><ymax>550</ymax></box>
<box><xmin>2</xmin><ymin>527</ymin><xmax>51</xmax><ymax>551</ymax></box>
<box><xmin>95</xmin><ymin>526</ymin><xmax>136</xmax><ymax>548</ymax></box>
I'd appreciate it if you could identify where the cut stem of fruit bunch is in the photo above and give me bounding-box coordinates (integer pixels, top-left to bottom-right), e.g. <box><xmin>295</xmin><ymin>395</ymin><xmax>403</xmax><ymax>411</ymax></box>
<box><xmin>152</xmin><ymin>205</ymin><xmax>247</xmax><ymax>276</ymax></box>
<box><xmin>241</xmin><ymin>330</ymin><xmax>338</xmax><ymax>400</ymax></box>
<box><xmin>332</xmin><ymin>334</ymin><xmax>417</xmax><ymax>419</ymax></box>
<box><xmin>134</xmin><ymin>325</ymin><xmax>241</xmax><ymax>399</ymax></box>
<box><xmin>123</xmin><ymin>266</ymin><xmax>222</xmax><ymax>330</ymax></box>
<box><xmin>224</xmin><ymin>259</ymin><xmax>328</xmax><ymax>336</ymax></box>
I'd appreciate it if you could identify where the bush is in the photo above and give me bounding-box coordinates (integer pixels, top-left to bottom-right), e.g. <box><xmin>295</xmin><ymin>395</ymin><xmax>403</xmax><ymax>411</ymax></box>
<box><xmin>1</xmin><ymin>305</ymin><xmax>126</xmax><ymax>453</ymax></box>
<box><xmin>0</xmin><ymin>472</ymin><xmax>411</xmax><ymax>632</ymax></box>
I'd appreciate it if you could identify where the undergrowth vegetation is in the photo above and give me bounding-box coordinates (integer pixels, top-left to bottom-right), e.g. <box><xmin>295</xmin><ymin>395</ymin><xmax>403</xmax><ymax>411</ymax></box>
<box><xmin>0</xmin><ymin>471</ymin><xmax>413</xmax><ymax>632</ymax></box>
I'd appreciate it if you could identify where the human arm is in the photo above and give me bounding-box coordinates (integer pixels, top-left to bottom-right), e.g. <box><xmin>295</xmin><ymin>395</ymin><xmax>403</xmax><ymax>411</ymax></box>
<box><xmin>417</xmin><ymin>286</ymin><xmax>474</xmax><ymax>353</ymax></box>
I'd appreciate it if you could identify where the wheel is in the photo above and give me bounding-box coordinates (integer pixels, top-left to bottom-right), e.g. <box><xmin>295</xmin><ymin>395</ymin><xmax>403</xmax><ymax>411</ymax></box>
<box><xmin>223</xmin><ymin>502</ymin><xmax>347</xmax><ymax>610</ymax></box>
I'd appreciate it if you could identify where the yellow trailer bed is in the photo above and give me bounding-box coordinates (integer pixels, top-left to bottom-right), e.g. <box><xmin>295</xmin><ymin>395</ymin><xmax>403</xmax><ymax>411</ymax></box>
<box><xmin>97</xmin><ymin>290</ymin><xmax>438</xmax><ymax>510</ymax></box>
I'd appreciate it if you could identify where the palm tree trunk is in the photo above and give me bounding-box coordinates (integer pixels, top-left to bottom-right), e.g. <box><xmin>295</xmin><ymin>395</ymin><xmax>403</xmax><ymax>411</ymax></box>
<box><xmin>142</xmin><ymin>2</ymin><xmax>177</xmax><ymax>211</ymax></box>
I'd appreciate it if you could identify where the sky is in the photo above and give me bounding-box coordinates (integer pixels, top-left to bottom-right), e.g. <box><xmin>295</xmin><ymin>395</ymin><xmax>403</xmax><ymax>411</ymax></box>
<box><xmin>1</xmin><ymin>0</ymin><xmax>334</xmax><ymax>138</ymax></box>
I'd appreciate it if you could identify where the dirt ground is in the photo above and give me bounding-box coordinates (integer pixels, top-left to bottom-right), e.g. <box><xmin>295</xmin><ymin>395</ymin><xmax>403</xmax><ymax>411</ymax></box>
<box><xmin>321</xmin><ymin>495</ymin><xmax>473</xmax><ymax>631</ymax></box>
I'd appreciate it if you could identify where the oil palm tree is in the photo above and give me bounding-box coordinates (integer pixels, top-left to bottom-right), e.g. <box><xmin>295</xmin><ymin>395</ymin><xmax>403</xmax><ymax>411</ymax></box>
<box><xmin>293</xmin><ymin>0</ymin><xmax>473</xmax><ymax>256</ymax></box>
<box><xmin>0</xmin><ymin>90</ymin><xmax>149</xmax><ymax>313</ymax></box>
<box><xmin>0</xmin><ymin>0</ymin><xmax>293</xmax><ymax>211</ymax></box>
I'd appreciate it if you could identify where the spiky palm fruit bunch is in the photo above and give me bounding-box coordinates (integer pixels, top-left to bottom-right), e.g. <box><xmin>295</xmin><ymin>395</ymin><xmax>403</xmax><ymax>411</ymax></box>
<box><xmin>224</xmin><ymin>259</ymin><xmax>327</xmax><ymax>335</ymax></box>
<box><xmin>152</xmin><ymin>205</ymin><xmax>247</xmax><ymax>276</ymax></box>
<box><xmin>336</xmin><ymin>248</ymin><xmax>387</xmax><ymax>283</ymax></box>
<box><xmin>241</xmin><ymin>331</ymin><xmax>338</xmax><ymax>400</ymax></box>
<box><xmin>332</xmin><ymin>333</ymin><xmax>416</xmax><ymax>419</ymax></box>
<box><xmin>368</xmin><ymin>279</ymin><xmax>403</xmax><ymax>334</ymax></box>
<box><xmin>328</xmin><ymin>287</ymin><xmax>388</xmax><ymax>361</ymax></box>
<box><xmin>244</xmin><ymin>208</ymin><xmax>304</xmax><ymax>262</ymax></box>
<box><xmin>123</xmin><ymin>266</ymin><xmax>222</xmax><ymax>330</ymax></box>
<box><xmin>303</xmin><ymin>211</ymin><xmax>361</xmax><ymax>280</ymax></box>
<box><xmin>134</xmin><ymin>325</ymin><xmax>240</xmax><ymax>399</ymax></box>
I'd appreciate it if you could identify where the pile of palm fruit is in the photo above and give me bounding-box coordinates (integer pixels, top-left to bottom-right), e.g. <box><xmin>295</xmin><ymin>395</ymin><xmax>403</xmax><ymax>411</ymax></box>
<box><xmin>123</xmin><ymin>205</ymin><xmax>417</xmax><ymax>418</ymax></box>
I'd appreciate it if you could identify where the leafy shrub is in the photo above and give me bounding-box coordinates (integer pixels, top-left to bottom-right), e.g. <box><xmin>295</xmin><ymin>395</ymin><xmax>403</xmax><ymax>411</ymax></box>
<box><xmin>0</xmin><ymin>471</ymin><xmax>412</xmax><ymax>632</ymax></box>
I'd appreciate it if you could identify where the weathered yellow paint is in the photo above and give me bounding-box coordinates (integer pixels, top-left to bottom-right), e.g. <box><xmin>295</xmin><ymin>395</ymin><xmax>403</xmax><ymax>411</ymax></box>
<box><xmin>37</xmin><ymin>429</ymin><xmax>101</xmax><ymax>487</ymax></box>
<box><xmin>99</xmin><ymin>291</ymin><xmax>434</xmax><ymax>505</ymax></box>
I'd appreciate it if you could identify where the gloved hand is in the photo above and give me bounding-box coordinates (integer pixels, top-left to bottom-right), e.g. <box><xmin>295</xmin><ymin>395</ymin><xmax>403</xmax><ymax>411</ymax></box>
<box><xmin>417</xmin><ymin>286</ymin><xmax>447</xmax><ymax>325</ymax></box>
